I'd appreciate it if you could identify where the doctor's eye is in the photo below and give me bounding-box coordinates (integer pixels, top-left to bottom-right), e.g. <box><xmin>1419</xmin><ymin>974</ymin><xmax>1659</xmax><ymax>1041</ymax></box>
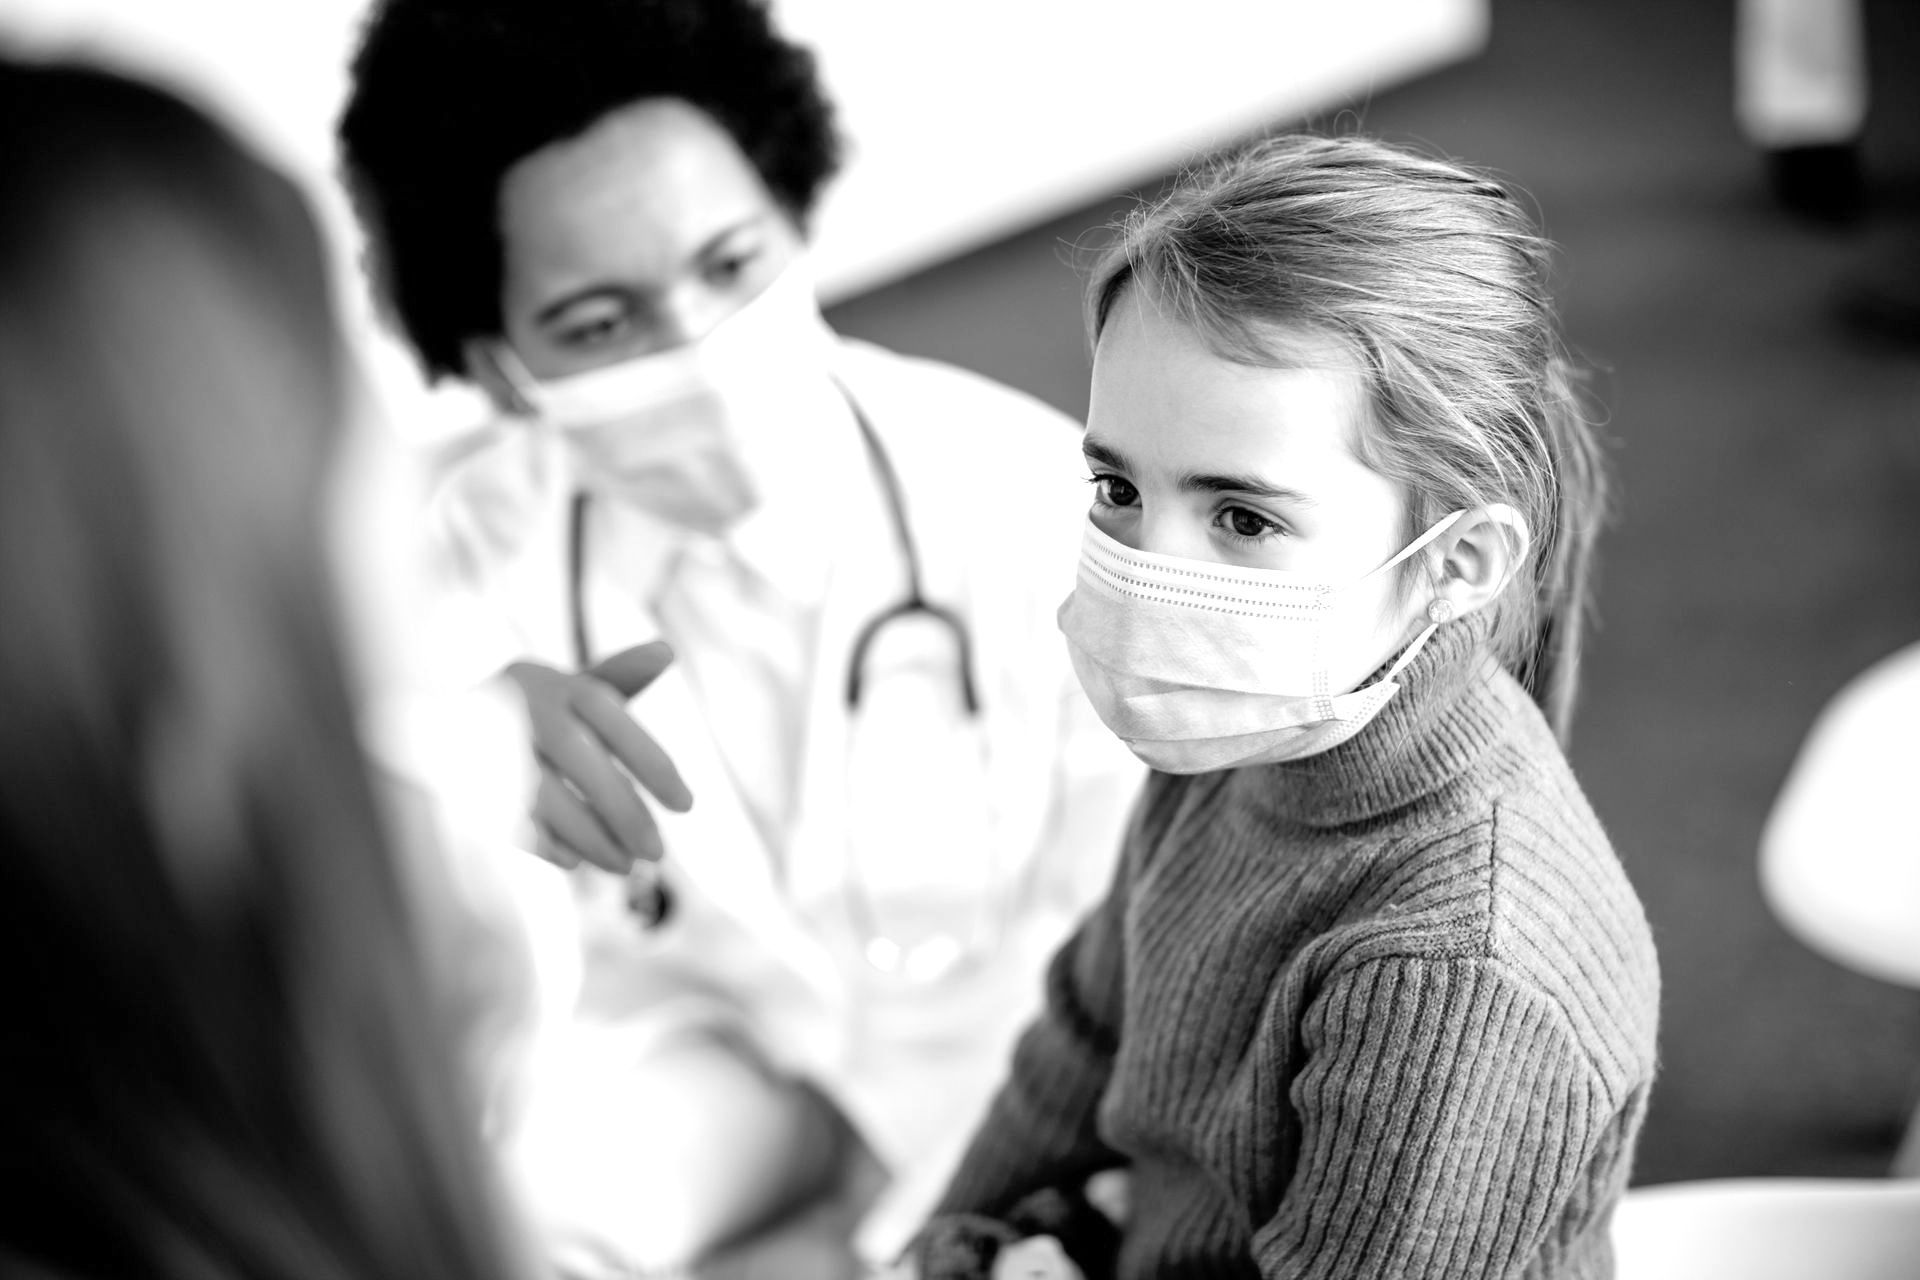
<box><xmin>562</xmin><ymin>316</ymin><xmax>627</xmax><ymax>348</ymax></box>
<box><xmin>550</xmin><ymin>299</ymin><xmax>633</xmax><ymax>350</ymax></box>
<box><xmin>702</xmin><ymin>247</ymin><xmax>761</xmax><ymax>289</ymax></box>
<box><xmin>1088</xmin><ymin>474</ymin><xmax>1139</xmax><ymax>509</ymax></box>
<box><xmin>1218</xmin><ymin>505</ymin><xmax>1285</xmax><ymax>542</ymax></box>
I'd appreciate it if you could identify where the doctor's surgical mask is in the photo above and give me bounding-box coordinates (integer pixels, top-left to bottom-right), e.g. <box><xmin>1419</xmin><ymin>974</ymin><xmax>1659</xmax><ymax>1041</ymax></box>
<box><xmin>1058</xmin><ymin>510</ymin><xmax>1464</xmax><ymax>772</ymax></box>
<box><xmin>487</xmin><ymin>261</ymin><xmax>838</xmax><ymax>535</ymax></box>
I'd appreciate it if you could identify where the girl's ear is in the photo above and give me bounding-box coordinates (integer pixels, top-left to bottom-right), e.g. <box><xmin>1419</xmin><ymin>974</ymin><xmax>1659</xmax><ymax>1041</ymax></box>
<box><xmin>1430</xmin><ymin>503</ymin><xmax>1530</xmax><ymax>621</ymax></box>
<box><xmin>462</xmin><ymin>337</ymin><xmax>536</xmax><ymax>416</ymax></box>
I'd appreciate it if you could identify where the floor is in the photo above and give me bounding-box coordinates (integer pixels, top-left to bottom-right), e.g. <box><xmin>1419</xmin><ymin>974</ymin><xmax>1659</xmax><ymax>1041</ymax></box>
<box><xmin>828</xmin><ymin>0</ymin><xmax>1920</xmax><ymax>1184</ymax></box>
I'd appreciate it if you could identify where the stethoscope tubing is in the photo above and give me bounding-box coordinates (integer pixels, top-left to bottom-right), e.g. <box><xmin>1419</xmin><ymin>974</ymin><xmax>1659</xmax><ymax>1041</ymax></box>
<box><xmin>567</xmin><ymin>384</ymin><xmax>974</xmax><ymax>699</ymax></box>
<box><xmin>564</xmin><ymin>384</ymin><xmax>982</xmax><ymax>931</ymax></box>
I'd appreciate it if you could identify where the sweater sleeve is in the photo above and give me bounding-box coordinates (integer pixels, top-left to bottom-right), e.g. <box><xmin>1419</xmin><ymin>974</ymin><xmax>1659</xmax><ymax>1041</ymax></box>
<box><xmin>927</xmin><ymin>870</ymin><xmax>1130</xmax><ymax>1221</ymax></box>
<box><xmin>1252</xmin><ymin>955</ymin><xmax>1616</xmax><ymax>1280</ymax></box>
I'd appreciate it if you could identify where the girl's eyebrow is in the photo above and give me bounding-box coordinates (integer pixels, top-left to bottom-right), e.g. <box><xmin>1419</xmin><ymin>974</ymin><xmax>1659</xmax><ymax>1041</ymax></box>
<box><xmin>1082</xmin><ymin>438</ymin><xmax>1131</xmax><ymax>474</ymax></box>
<box><xmin>1180</xmin><ymin>470</ymin><xmax>1317</xmax><ymax>507</ymax></box>
<box><xmin>1083</xmin><ymin>436</ymin><xmax>1316</xmax><ymax>506</ymax></box>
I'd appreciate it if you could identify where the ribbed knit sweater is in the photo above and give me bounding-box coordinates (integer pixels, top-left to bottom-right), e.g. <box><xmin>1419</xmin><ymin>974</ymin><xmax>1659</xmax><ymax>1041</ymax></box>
<box><xmin>924</xmin><ymin>620</ymin><xmax>1661</xmax><ymax>1279</ymax></box>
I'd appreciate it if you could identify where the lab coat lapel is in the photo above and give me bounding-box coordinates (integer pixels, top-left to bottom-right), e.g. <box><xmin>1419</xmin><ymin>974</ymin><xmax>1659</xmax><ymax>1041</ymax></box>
<box><xmin>575</xmin><ymin>518</ymin><xmax>837</xmax><ymax>992</ymax></box>
<box><xmin>782</xmin><ymin>422</ymin><xmax>898</xmax><ymax>935</ymax></box>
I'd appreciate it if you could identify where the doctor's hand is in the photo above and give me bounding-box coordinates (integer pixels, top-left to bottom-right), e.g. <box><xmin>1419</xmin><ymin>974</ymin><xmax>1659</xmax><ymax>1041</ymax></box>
<box><xmin>503</xmin><ymin>640</ymin><xmax>693</xmax><ymax>872</ymax></box>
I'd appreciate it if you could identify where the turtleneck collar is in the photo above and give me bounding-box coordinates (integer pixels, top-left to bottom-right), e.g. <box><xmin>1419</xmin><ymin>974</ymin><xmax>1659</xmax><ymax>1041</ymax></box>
<box><xmin>1256</xmin><ymin>611</ymin><xmax>1519</xmax><ymax>828</ymax></box>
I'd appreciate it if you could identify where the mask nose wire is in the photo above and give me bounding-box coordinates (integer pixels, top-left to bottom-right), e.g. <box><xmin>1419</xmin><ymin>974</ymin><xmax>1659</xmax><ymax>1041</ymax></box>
<box><xmin>480</xmin><ymin>340</ymin><xmax>543</xmax><ymax>417</ymax></box>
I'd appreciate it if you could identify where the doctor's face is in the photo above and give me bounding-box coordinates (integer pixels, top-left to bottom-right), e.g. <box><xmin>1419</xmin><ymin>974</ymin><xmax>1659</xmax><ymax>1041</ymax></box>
<box><xmin>1084</xmin><ymin>289</ymin><xmax>1413</xmax><ymax>610</ymax></box>
<box><xmin>494</xmin><ymin>97</ymin><xmax>805</xmax><ymax>379</ymax></box>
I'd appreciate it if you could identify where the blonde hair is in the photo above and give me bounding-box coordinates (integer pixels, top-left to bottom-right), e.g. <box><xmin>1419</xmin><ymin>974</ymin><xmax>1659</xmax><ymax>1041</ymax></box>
<box><xmin>1087</xmin><ymin>133</ymin><xmax>1606</xmax><ymax>741</ymax></box>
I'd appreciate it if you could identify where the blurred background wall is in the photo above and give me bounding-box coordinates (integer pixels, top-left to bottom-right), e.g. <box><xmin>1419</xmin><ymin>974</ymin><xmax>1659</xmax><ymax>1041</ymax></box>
<box><xmin>4</xmin><ymin>0</ymin><xmax>1917</xmax><ymax>1187</ymax></box>
<box><xmin>0</xmin><ymin>0</ymin><xmax>1483</xmax><ymax>433</ymax></box>
<box><xmin>772</xmin><ymin>0</ymin><xmax>1485</xmax><ymax>297</ymax></box>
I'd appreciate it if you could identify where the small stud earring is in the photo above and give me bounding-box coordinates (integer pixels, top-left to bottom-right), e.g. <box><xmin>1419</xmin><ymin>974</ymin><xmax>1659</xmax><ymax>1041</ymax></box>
<box><xmin>1427</xmin><ymin>598</ymin><xmax>1455</xmax><ymax>624</ymax></box>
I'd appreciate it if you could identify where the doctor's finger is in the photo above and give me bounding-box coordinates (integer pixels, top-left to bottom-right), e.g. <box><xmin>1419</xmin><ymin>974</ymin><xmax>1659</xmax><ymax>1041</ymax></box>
<box><xmin>531</xmin><ymin>827</ymin><xmax>582</xmax><ymax>871</ymax></box>
<box><xmin>531</xmin><ymin>766</ymin><xmax>631</xmax><ymax>873</ymax></box>
<box><xmin>539</xmin><ymin>716</ymin><xmax>668</xmax><ymax>864</ymax></box>
<box><xmin>574</xmin><ymin>682</ymin><xmax>693</xmax><ymax>813</ymax></box>
<box><xmin>538</xmin><ymin>722</ymin><xmax>666</xmax><ymax>864</ymax></box>
<box><xmin>588</xmin><ymin>639</ymin><xmax>675</xmax><ymax>700</ymax></box>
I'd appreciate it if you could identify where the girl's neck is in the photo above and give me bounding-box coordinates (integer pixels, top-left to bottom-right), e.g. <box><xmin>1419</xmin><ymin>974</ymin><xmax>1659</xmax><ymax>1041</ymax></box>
<box><xmin>1258</xmin><ymin>612</ymin><xmax>1513</xmax><ymax>827</ymax></box>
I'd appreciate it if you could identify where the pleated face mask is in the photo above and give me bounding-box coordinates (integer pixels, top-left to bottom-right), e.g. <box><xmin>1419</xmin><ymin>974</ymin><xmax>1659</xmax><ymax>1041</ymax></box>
<box><xmin>1058</xmin><ymin>510</ymin><xmax>1464</xmax><ymax>772</ymax></box>
<box><xmin>490</xmin><ymin>261</ymin><xmax>838</xmax><ymax>536</ymax></box>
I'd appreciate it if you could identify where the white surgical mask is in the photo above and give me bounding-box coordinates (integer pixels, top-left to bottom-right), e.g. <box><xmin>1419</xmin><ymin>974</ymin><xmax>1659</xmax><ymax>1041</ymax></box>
<box><xmin>1058</xmin><ymin>510</ymin><xmax>1464</xmax><ymax>772</ymax></box>
<box><xmin>489</xmin><ymin>260</ymin><xmax>838</xmax><ymax>535</ymax></box>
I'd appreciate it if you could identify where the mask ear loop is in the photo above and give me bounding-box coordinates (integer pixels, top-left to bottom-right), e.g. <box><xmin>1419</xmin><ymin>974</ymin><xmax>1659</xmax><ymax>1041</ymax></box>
<box><xmin>1373</xmin><ymin>509</ymin><xmax>1468</xmax><ymax>684</ymax></box>
<box><xmin>1383</xmin><ymin>620</ymin><xmax>1440</xmax><ymax>683</ymax></box>
<box><xmin>1375</xmin><ymin>508</ymin><xmax>1469</xmax><ymax>576</ymax></box>
<box><xmin>473</xmin><ymin>341</ymin><xmax>543</xmax><ymax>418</ymax></box>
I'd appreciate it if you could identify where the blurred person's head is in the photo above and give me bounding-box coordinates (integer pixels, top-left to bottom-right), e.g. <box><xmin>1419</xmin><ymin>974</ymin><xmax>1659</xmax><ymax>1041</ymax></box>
<box><xmin>1083</xmin><ymin>134</ymin><xmax>1606</xmax><ymax>740</ymax></box>
<box><xmin>0</xmin><ymin>56</ymin><xmax>529</xmax><ymax>1280</ymax></box>
<box><xmin>337</xmin><ymin>0</ymin><xmax>840</xmax><ymax>388</ymax></box>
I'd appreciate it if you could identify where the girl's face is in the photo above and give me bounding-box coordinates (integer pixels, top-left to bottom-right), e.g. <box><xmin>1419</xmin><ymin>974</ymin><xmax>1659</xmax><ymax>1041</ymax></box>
<box><xmin>1085</xmin><ymin>291</ymin><xmax>1426</xmax><ymax>681</ymax></box>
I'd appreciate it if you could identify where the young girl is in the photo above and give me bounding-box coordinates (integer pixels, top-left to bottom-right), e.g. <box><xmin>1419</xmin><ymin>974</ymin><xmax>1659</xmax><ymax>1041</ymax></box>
<box><xmin>910</xmin><ymin>134</ymin><xmax>1660</xmax><ymax>1280</ymax></box>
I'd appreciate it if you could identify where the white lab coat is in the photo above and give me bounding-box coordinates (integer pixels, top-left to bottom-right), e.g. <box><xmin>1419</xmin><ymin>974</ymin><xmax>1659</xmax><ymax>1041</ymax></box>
<box><xmin>422</xmin><ymin>335</ymin><xmax>1143</xmax><ymax>1262</ymax></box>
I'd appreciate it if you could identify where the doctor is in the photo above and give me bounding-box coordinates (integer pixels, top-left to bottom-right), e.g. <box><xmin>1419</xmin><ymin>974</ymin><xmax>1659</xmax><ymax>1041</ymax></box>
<box><xmin>337</xmin><ymin>0</ymin><xmax>1140</xmax><ymax>1274</ymax></box>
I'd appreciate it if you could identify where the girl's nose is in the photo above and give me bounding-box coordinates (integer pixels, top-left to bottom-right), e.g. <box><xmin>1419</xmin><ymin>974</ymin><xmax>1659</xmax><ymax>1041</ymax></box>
<box><xmin>1134</xmin><ymin>507</ymin><xmax>1213</xmax><ymax>561</ymax></box>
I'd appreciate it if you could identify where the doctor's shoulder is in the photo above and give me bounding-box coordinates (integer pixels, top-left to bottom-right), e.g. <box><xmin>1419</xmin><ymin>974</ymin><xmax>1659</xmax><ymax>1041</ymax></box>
<box><xmin>421</xmin><ymin>407</ymin><xmax>553</xmax><ymax>488</ymax></box>
<box><xmin>832</xmin><ymin>338</ymin><xmax>1082</xmax><ymax>451</ymax></box>
<box><xmin>416</xmin><ymin>410</ymin><xmax>571</xmax><ymax>562</ymax></box>
<box><xmin>832</xmin><ymin>337</ymin><xmax>1093</xmax><ymax>530</ymax></box>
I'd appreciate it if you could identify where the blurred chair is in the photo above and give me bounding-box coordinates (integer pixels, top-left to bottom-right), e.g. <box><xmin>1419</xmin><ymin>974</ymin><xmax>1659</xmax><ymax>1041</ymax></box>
<box><xmin>1611</xmin><ymin>1178</ymin><xmax>1920</xmax><ymax>1280</ymax></box>
<box><xmin>1735</xmin><ymin>0</ymin><xmax>1867</xmax><ymax>221</ymax></box>
<box><xmin>1759</xmin><ymin>641</ymin><xmax>1920</xmax><ymax>1175</ymax></box>
<box><xmin>1759</xmin><ymin>641</ymin><xmax>1920</xmax><ymax>991</ymax></box>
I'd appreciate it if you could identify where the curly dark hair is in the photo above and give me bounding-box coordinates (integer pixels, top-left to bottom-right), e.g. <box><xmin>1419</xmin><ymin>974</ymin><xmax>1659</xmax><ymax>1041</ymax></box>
<box><xmin>338</xmin><ymin>0</ymin><xmax>841</xmax><ymax>381</ymax></box>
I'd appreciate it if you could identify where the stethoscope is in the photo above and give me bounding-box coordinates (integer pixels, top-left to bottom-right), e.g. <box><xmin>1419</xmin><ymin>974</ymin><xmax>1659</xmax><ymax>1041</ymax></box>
<box><xmin>567</xmin><ymin>384</ymin><xmax>982</xmax><ymax>945</ymax></box>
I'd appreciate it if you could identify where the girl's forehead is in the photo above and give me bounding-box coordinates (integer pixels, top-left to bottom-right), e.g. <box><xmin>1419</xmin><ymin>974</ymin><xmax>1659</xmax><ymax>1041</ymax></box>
<box><xmin>1089</xmin><ymin>294</ymin><xmax>1374</xmax><ymax>467</ymax></box>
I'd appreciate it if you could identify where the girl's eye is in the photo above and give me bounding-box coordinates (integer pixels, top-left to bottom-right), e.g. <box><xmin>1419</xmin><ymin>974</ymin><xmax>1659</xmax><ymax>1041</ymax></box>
<box><xmin>1089</xmin><ymin>474</ymin><xmax>1139</xmax><ymax>508</ymax></box>
<box><xmin>1220</xmin><ymin>505</ymin><xmax>1284</xmax><ymax>541</ymax></box>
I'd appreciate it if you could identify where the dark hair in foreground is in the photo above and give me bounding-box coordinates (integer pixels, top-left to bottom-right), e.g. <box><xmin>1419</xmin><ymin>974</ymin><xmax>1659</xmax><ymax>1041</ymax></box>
<box><xmin>339</xmin><ymin>0</ymin><xmax>841</xmax><ymax>381</ymax></box>
<box><xmin>0</xmin><ymin>57</ymin><xmax>527</xmax><ymax>1280</ymax></box>
<box><xmin>1088</xmin><ymin>134</ymin><xmax>1608</xmax><ymax>741</ymax></box>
